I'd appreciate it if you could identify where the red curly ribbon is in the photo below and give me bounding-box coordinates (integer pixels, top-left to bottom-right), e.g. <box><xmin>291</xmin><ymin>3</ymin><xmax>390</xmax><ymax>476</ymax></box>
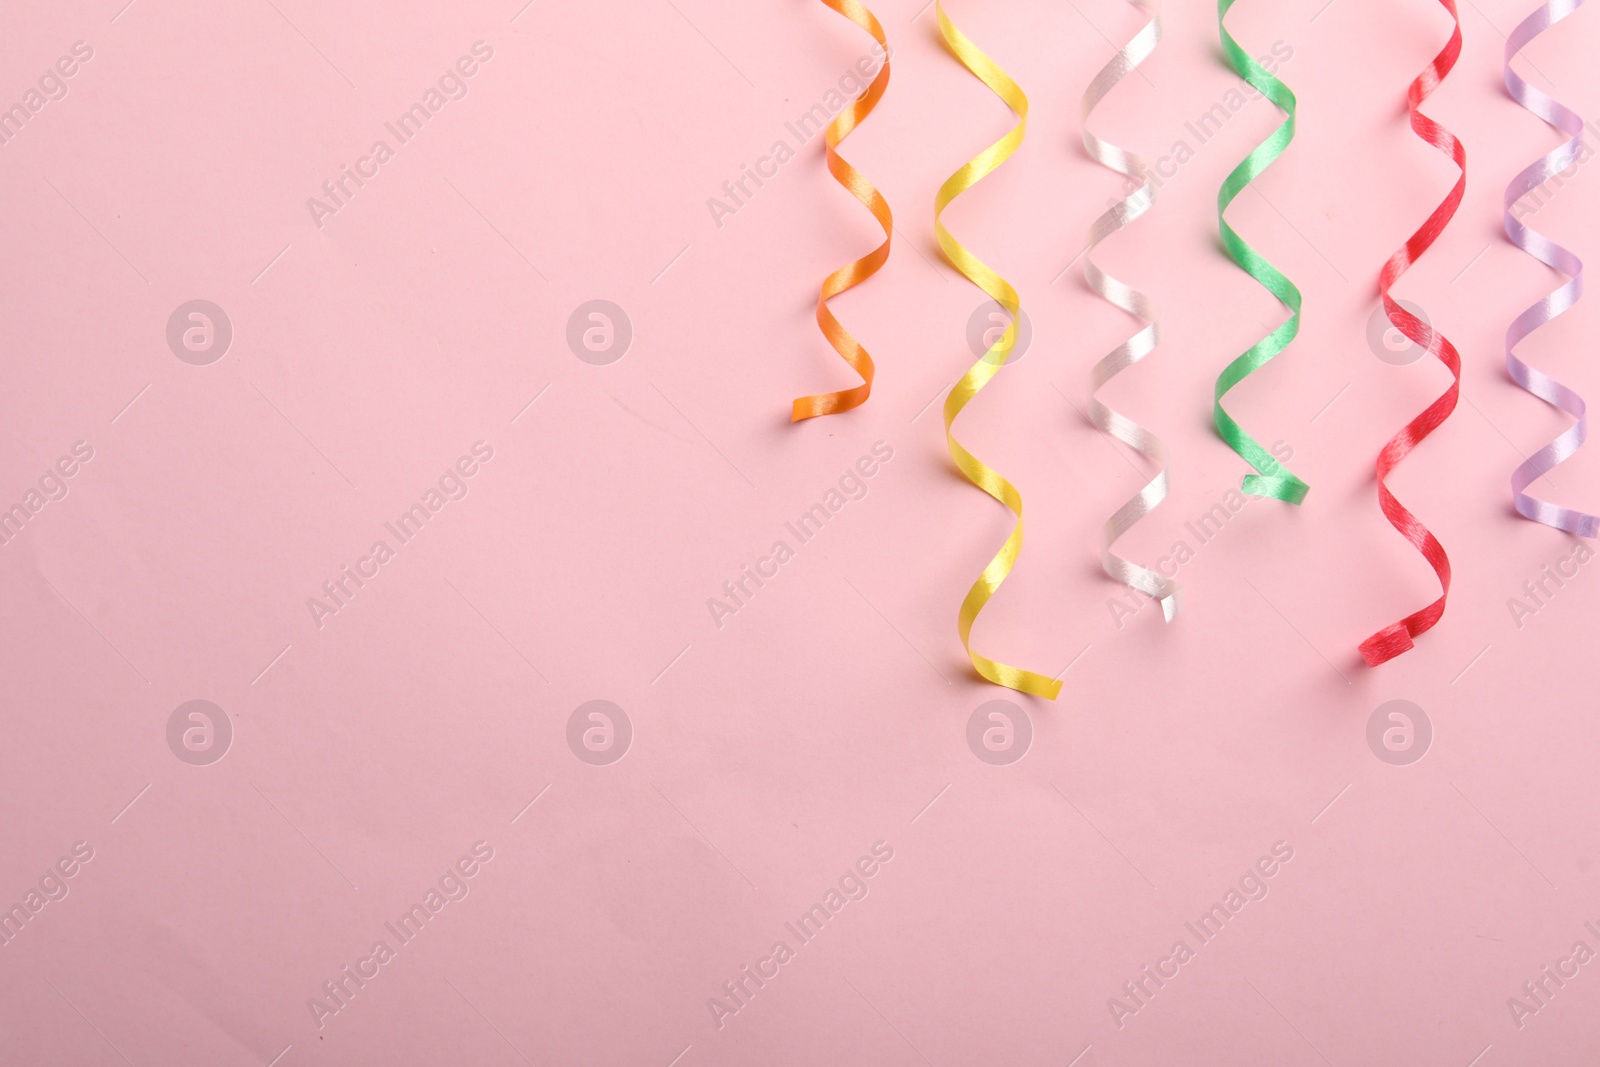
<box><xmin>1358</xmin><ymin>0</ymin><xmax>1464</xmax><ymax>668</ymax></box>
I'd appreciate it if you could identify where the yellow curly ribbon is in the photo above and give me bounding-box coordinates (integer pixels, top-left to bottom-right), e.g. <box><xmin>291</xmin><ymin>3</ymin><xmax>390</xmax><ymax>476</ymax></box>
<box><xmin>791</xmin><ymin>0</ymin><xmax>892</xmax><ymax>421</ymax></box>
<box><xmin>935</xmin><ymin>3</ymin><xmax>1060</xmax><ymax>701</ymax></box>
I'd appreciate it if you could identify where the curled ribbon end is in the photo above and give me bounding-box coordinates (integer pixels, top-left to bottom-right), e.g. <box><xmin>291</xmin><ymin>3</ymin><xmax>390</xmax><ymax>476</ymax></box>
<box><xmin>1025</xmin><ymin>677</ymin><xmax>1064</xmax><ymax>702</ymax></box>
<box><xmin>1159</xmin><ymin>593</ymin><xmax>1179</xmax><ymax>624</ymax></box>
<box><xmin>1359</xmin><ymin>624</ymin><xmax>1414</xmax><ymax>667</ymax></box>
<box><xmin>1242</xmin><ymin>474</ymin><xmax>1310</xmax><ymax>507</ymax></box>
<box><xmin>791</xmin><ymin>384</ymin><xmax>869</xmax><ymax>423</ymax></box>
<box><xmin>973</xmin><ymin>655</ymin><xmax>1063</xmax><ymax>700</ymax></box>
<box><xmin>1031</xmin><ymin>679</ymin><xmax>1064</xmax><ymax>702</ymax></box>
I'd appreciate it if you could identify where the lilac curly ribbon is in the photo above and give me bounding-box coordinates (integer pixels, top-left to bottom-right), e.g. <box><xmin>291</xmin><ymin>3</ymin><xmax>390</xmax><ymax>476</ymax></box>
<box><xmin>1082</xmin><ymin>0</ymin><xmax>1178</xmax><ymax>620</ymax></box>
<box><xmin>1505</xmin><ymin>0</ymin><xmax>1599</xmax><ymax>537</ymax></box>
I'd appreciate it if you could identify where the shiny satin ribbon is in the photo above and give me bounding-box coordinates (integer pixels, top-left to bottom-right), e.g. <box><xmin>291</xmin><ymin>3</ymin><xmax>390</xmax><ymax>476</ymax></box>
<box><xmin>1214</xmin><ymin>0</ymin><xmax>1309</xmax><ymax>505</ymax></box>
<box><xmin>1358</xmin><ymin>0</ymin><xmax>1464</xmax><ymax>667</ymax></box>
<box><xmin>1504</xmin><ymin>0</ymin><xmax>1598</xmax><ymax>536</ymax></box>
<box><xmin>1083</xmin><ymin>0</ymin><xmax>1178</xmax><ymax>621</ymax></box>
<box><xmin>791</xmin><ymin>0</ymin><xmax>893</xmax><ymax>421</ymax></box>
<box><xmin>934</xmin><ymin>3</ymin><xmax>1060</xmax><ymax>700</ymax></box>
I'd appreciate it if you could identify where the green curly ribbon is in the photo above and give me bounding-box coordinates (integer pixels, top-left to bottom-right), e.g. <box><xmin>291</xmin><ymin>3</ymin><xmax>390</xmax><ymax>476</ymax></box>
<box><xmin>1214</xmin><ymin>0</ymin><xmax>1308</xmax><ymax>505</ymax></box>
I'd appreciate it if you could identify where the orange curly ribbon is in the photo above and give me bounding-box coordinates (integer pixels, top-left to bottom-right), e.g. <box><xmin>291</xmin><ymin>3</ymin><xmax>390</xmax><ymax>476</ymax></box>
<box><xmin>791</xmin><ymin>0</ymin><xmax>893</xmax><ymax>421</ymax></box>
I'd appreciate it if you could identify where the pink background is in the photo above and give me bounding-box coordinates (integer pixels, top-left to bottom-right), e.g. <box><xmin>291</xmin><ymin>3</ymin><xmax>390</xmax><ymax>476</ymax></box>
<box><xmin>2</xmin><ymin>0</ymin><xmax>1599</xmax><ymax>1063</ymax></box>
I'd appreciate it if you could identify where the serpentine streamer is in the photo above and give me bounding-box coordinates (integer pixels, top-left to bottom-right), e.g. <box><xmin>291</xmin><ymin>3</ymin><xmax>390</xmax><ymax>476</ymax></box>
<box><xmin>934</xmin><ymin>3</ymin><xmax>1060</xmax><ymax>700</ymax></box>
<box><xmin>1358</xmin><ymin>0</ymin><xmax>1464</xmax><ymax>667</ymax></box>
<box><xmin>1214</xmin><ymin>0</ymin><xmax>1309</xmax><ymax>505</ymax></box>
<box><xmin>791</xmin><ymin>0</ymin><xmax>892</xmax><ymax>422</ymax></box>
<box><xmin>1082</xmin><ymin>0</ymin><xmax>1178</xmax><ymax>622</ymax></box>
<box><xmin>1504</xmin><ymin>0</ymin><xmax>1598</xmax><ymax>537</ymax></box>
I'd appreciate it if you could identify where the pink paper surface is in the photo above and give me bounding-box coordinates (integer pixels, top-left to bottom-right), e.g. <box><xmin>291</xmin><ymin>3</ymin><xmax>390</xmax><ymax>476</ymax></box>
<box><xmin>3</xmin><ymin>0</ymin><xmax>1599</xmax><ymax>1063</ymax></box>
